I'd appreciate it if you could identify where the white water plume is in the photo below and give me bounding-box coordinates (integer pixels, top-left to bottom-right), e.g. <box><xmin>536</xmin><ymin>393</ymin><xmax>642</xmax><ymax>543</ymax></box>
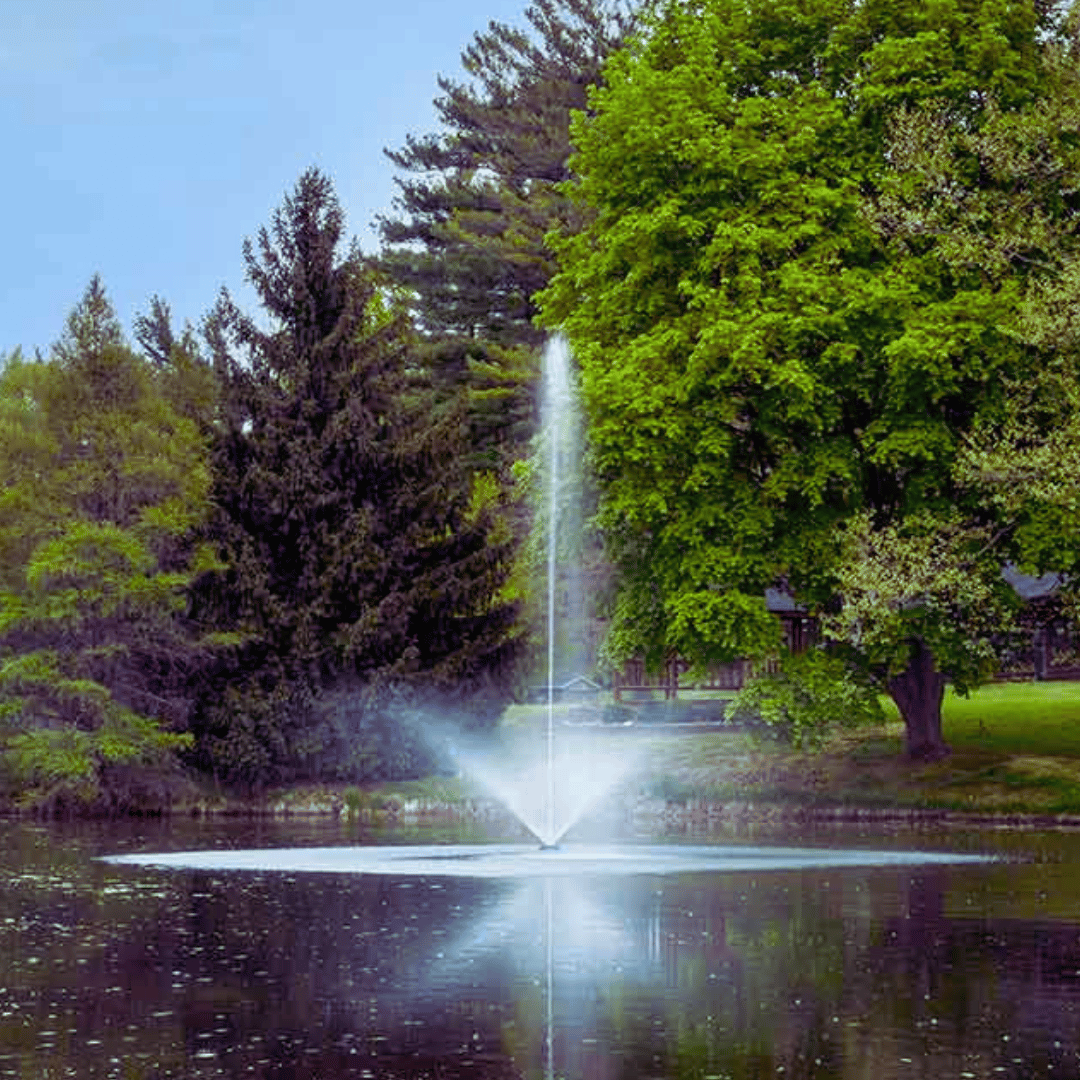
<box><xmin>450</xmin><ymin>736</ymin><xmax>639</xmax><ymax>847</ymax></box>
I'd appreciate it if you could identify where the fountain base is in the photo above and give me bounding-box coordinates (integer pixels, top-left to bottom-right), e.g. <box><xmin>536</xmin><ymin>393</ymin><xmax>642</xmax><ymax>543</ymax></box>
<box><xmin>538</xmin><ymin>842</ymin><xmax>561</xmax><ymax>852</ymax></box>
<box><xmin>103</xmin><ymin>843</ymin><xmax>993</xmax><ymax>878</ymax></box>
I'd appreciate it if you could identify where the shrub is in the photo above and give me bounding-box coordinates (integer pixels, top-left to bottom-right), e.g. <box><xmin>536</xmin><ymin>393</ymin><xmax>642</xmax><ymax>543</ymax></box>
<box><xmin>729</xmin><ymin>651</ymin><xmax>884</xmax><ymax>749</ymax></box>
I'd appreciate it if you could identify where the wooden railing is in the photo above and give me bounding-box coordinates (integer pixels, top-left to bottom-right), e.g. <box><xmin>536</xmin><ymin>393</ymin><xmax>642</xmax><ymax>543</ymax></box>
<box><xmin>613</xmin><ymin>613</ymin><xmax>814</xmax><ymax>700</ymax></box>
<box><xmin>994</xmin><ymin>624</ymin><xmax>1080</xmax><ymax>682</ymax></box>
<box><xmin>613</xmin><ymin>656</ymin><xmax>781</xmax><ymax>700</ymax></box>
<box><xmin>614</xmin><ymin>619</ymin><xmax>1080</xmax><ymax>699</ymax></box>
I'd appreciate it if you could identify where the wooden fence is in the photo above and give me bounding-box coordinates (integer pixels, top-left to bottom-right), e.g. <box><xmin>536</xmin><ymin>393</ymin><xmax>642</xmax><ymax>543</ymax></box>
<box><xmin>994</xmin><ymin>624</ymin><xmax>1080</xmax><ymax>682</ymax></box>
<box><xmin>613</xmin><ymin>619</ymin><xmax>1080</xmax><ymax>700</ymax></box>
<box><xmin>612</xmin><ymin>657</ymin><xmax>777</xmax><ymax>701</ymax></box>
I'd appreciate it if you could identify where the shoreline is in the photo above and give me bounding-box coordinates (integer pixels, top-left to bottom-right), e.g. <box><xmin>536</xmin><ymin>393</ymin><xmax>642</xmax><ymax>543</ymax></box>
<box><xmin>153</xmin><ymin>785</ymin><xmax>1080</xmax><ymax>833</ymax></box>
<box><xmin>8</xmin><ymin>706</ymin><xmax>1080</xmax><ymax>825</ymax></box>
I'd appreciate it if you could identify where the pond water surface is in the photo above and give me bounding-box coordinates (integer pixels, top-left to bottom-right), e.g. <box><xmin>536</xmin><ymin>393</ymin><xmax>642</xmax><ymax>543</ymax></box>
<box><xmin>0</xmin><ymin>816</ymin><xmax>1078</xmax><ymax>1079</ymax></box>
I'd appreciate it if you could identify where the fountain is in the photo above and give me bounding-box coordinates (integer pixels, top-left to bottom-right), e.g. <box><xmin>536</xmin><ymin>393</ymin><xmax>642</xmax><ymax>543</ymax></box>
<box><xmin>446</xmin><ymin>734</ymin><xmax>639</xmax><ymax>851</ymax></box>
<box><xmin>104</xmin><ymin>843</ymin><xmax>990</xmax><ymax>876</ymax></box>
<box><xmin>542</xmin><ymin>332</ymin><xmax>581</xmax><ymax>849</ymax></box>
<box><xmin>103</xmin><ymin>336</ymin><xmax>995</xmax><ymax>1078</ymax></box>
<box><xmin>105</xmin><ymin>338</ymin><xmax>994</xmax><ymax>878</ymax></box>
<box><xmin>443</xmin><ymin>334</ymin><xmax>623</xmax><ymax>850</ymax></box>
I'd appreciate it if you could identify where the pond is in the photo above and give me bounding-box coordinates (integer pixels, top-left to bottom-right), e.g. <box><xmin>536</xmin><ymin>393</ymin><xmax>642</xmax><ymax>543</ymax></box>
<box><xmin>0</xmin><ymin>815</ymin><xmax>1078</xmax><ymax>1079</ymax></box>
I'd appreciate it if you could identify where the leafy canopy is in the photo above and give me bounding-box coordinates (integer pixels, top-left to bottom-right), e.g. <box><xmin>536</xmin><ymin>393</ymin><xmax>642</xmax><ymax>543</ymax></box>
<box><xmin>542</xmin><ymin>0</ymin><xmax>1080</xmax><ymax>755</ymax></box>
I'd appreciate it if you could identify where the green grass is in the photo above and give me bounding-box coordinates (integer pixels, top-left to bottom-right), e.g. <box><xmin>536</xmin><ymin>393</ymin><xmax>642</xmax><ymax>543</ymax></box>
<box><xmin>367</xmin><ymin>776</ymin><xmax>478</xmax><ymax>803</ymax></box>
<box><xmin>241</xmin><ymin>684</ymin><xmax>1080</xmax><ymax>823</ymax></box>
<box><xmin>878</xmin><ymin>681</ymin><xmax>1080</xmax><ymax>758</ymax></box>
<box><xmin>630</xmin><ymin>683</ymin><xmax>1080</xmax><ymax>818</ymax></box>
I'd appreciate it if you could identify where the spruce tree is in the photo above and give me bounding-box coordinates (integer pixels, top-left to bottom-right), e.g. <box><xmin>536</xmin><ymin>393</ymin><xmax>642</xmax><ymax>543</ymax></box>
<box><xmin>197</xmin><ymin>169</ymin><xmax>521</xmax><ymax>786</ymax></box>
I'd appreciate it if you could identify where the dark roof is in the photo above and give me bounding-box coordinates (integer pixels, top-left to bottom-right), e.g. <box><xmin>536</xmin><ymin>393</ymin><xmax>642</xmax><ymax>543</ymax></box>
<box><xmin>762</xmin><ymin>568</ymin><xmax>1063</xmax><ymax>612</ymax></box>
<box><xmin>765</xmin><ymin>586</ymin><xmax>805</xmax><ymax>613</ymax></box>
<box><xmin>1002</xmin><ymin>565</ymin><xmax>1063</xmax><ymax>600</ymax></box>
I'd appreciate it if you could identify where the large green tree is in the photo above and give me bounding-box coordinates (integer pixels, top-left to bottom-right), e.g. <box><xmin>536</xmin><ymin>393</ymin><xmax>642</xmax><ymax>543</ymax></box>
<box><xmin>542</xmin><ymin>0</ymin><xmax>1080</xmax><ymax>758</ymax></box>
<box><xmin>196</xmin><ymin>169</ymin><xmax>521</xmax><ymax>785</ymax></box>
<box><xmin>0</xmin><ymin>278</ymin><xmax>214</xmax><ymax>809</ymax></box>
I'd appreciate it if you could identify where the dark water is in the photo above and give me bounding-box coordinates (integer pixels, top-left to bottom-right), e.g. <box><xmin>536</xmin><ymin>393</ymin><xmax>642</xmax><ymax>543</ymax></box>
<box><xmin>1</xmin><ymin>817</ymin><xmax>1079</xmax><ymax>1079</ymax></box>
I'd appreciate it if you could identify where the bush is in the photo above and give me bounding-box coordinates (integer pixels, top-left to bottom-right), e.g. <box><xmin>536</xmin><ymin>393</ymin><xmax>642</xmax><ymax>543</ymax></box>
<box><xmin>728</xmin><ymin>651</ymin><xmax>883</xmax><ymax>749</ymax></box>
<box><xmin>1</xmin><ymin>712</ymin><xmax>192</xmax><ymax>814</ymax></box>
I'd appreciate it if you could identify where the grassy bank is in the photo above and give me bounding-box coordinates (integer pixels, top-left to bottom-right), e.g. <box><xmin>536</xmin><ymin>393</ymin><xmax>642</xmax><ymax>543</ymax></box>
<box><xmin>198</xmin><ymin>682</ymin><xmax>1080</xmax><ymax>823</ymax></box>
<box><xmin>636</xmin><ymin>681</ymin><xmax>1080</xmax><ymax>818</ymax></box>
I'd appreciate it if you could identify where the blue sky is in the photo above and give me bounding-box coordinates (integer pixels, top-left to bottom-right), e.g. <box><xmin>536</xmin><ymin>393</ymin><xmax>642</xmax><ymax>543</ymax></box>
<box><xmin>1</xmin><ymin>0</ymin><xmax>530</xmax><ymax>355</ymax></box>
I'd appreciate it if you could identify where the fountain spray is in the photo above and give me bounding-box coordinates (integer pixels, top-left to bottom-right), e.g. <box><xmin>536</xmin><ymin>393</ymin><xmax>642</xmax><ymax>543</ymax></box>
<box><xmin>543</xmin><ymin>337</ymin><xmax>563</xmax><ymax>850</ymax></box>
<box><xmin>435</xmin><ymin>336</ymin><xmax>635</xmax><ymax>849</ymax></box>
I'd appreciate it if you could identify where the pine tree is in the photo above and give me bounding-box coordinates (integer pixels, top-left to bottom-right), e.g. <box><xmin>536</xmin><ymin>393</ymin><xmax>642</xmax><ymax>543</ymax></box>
<box><xmin>379</xmin><ymin>0</ymin><xmax>637</xmax><ymax>473</ymax></box>
<box><xmin>51</xmin><ymin>273</ymin><xmax>124</xmax><ymax>368</ymax></box>
<box><xmin>197</xmin><ymin>169</ymin><xmax>521</xmax><ymax>786</ymax></box>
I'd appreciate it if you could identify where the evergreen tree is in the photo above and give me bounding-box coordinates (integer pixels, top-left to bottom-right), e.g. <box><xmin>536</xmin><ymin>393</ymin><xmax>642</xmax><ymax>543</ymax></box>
<box><xmin>197</xmin><ymin>169</ymin><xmax>521</xmax><ymax>786</ymax></box>
<box><xmin>51</xmin><ymin>273</ymin><xmax>125</xmax><ymax>368</ymax></box>
<box><xmin>379</xmin><ymin>0</ymin><xmax>637</xmax><ymax>473</ymax></box>
<box><xmin>0</xmin><ymin>280</ymin><xmax>214</xmax><ymax>810</ymax></box>
<box><xmin>133</xmin><ymin>295</ymin><xmax>220</xmax><ymax>432</ymax></box>
<box><xmin>380</xmin><ymin>2</ymin><xmax>637</xmax><ymax>690</ymax></box>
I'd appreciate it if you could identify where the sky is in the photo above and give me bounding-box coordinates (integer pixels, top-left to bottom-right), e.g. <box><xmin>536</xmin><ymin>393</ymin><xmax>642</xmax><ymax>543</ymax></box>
<box><xmin>0</xmin><ymin>0</ymin><xmax>531</xmax><ymax>356</ymax></box>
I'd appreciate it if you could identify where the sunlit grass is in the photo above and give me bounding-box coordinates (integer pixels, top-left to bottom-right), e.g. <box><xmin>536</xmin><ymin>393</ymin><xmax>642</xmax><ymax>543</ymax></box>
<box><xmin>877</xmin><ymin>681</ymin><xmax>1080</xmax><ymax>758</ymax></box>
<box><xmin>627</xmin><ymin>683</ymin><xmax>1080</xmax><ymax>816</ymax></box>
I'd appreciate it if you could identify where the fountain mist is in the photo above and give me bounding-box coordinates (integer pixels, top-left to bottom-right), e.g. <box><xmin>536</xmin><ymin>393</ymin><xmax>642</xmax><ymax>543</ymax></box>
<box><xmin>408</xmin><ymin>337</ymin><xmax>629</xmax><ymax>847</ymax></box>
<box><xmin>449</xmin><ymin>733</ymin><xmax>637</xmax><ymax>848</ymax></box>
<box><xmin>439</xmin><ymin>336</ymin><xmax>621</xmax><ymax>848</ymax></box>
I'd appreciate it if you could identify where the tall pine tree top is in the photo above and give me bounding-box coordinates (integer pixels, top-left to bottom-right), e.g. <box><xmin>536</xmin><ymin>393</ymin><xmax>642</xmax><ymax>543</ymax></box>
<box><xmin>380</xmin><ymin>0</ymin><xmax>636</xmax><ymax>348</ymax></box>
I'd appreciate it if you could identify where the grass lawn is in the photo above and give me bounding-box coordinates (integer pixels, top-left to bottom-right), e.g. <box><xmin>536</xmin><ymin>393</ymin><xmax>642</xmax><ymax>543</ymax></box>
<box><xmin>938</xmin><ymin>681</ymin><xmax>1080</xmax><ymax>757</ymax></box>
<box><xmin>326</xmin><ymin>684</ymin><xmax>1080</xmax><ymax>823</ymax></box>
<box><xmin>633</xmin><ymin>681</ymin><xmax>1080</xmax><ymax>818</ymax></box>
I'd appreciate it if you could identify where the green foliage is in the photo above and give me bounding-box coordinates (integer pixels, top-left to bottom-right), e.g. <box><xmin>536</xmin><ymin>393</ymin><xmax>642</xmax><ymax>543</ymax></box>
<box><xmin>197</xmin><ymin>169</ymin><xmax>522</xmax><ymax>786</ymax></box>
<box><xmin>0</xmin><ymin>279</ymin><xmax>213</xmax><ymax>811</ymax></box>
<box><xmin>380</xmin><ymin>0</ymin><xmax>639</xmax><ymax>607</ymax></box>
<box><xmin>380</xmin><ymin>0</ymin><xmax>634</xmax><ymax>350</ymax></box>
<box><xmin>542</xmin><ymin>0</ymin><xmax>1080</xmax><ymax>756</ymax></box>
<box><xmin>824</xmin><ymin>511</ymin><xmax>1010</xmax><ymax>694</ymax></box>
<box><xmin>729</xmin><ymin>652</ymin><xmax>885</xmax><ymax>749</ymax></box>
<box><xmin>2</xmin><ymin>709</ymin><xmax>191</xmax><ymax>813</ymax></box>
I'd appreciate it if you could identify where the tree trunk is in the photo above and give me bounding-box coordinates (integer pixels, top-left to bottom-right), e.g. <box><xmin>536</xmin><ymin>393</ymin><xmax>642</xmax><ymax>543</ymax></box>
<box><xmin>886</xmin><ymin>637</ymin><xmax>950</xmax><ymax>761</ymax></box>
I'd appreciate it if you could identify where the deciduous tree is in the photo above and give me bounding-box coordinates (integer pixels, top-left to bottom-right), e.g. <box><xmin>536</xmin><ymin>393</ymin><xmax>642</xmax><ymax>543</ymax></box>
<box><xmin>542</xmin><ymin>0</ymin><xmax>1080</xmax><ymax>758</ymax></box>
